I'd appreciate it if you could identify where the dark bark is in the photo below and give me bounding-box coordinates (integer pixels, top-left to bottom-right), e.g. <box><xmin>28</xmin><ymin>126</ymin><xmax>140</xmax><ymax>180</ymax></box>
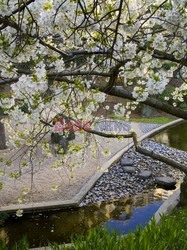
<box><xmin>105</xmin><ymin>87</ymin><xmax>187</xmax><ymax>120</ymax></box>
<box><xmin>0</xmin><ymin>118</ymin><xmax>7</xmax><ymax>150</ymax></box>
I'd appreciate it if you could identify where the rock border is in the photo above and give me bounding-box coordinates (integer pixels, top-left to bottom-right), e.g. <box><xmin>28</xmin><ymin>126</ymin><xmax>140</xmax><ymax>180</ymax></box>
<box><xmin>0</xmin><ymin>118</ymin><xmax>185</xmax><ymax>213</ymax></box>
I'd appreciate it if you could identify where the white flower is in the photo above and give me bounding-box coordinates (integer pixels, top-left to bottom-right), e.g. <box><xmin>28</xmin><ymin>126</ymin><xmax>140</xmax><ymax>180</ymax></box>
<box><xmin>153</xmin><ymin>34</ymin><xmax>167</xmax><ymax>50</ymax></box>
<box><xmin>34</xmin><ymin>63</ymin><xmax>46</xmax><ymax>80</ymax></box>
<box><xmin>124</xmin><ymin>42</ymin><xmax>137</xmax><ymax>59</ymax></box>
<box><xmin>0</xmin><ymin>98</ymin><xmax>15</xmax><ymax>109</ymax></box>
<box><xmin>132</xmin><ymin>86</ymin><xmax>148</xmax><ymax>102</ymax></box>
<box><xmin>113</xmin><ymin>103</ymin><xmax>126</xmax><ymax>117</ymax></box>
<box><xmin>9</xmin><ymin>106</ymin><xmax>28</xmax><ymax>125</ymax></box>
<box><xmin>18</xmin><ymin>196</ymin><xmax>24</xmax><ymax>203</ymax></box>
<box><xmin>11</xmin><ymin>74</ymin><xmax>48</xmax><ymax>98</ymax></box>
<box><xmin>16</xmin><ymin>209</ymin><xmax>23</xmax><ymax>217</ymax></box>
<box><xmin>173</xmin><ymin>102</ymin><xmax>177</xmax><ymax>107</ymax></box>
<box><xmin>22</xmin><ymin>188</ymin><xmax>30</xmax><ymax>195</ymax></box>
<box><xmin>93</xmin><ymin>92</ymin><xmax>106</xmax><ymax>103</ymax></box>
<box><xmin>146</xmin><ymin>74</ymin><xmax>169</xmax><ymax>95</ymax></box>
<box><xmin>125</xmin><ymin>62</ymin><xmax>134</xmax><ymax>70</ymax></box>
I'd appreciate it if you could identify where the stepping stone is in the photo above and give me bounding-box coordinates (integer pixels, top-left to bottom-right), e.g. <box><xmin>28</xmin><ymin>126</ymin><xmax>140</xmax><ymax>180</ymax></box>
<box><xmin>123</xmin><ymin>167</ymin><xmax>136</xmax><ymax>173</ymax></box>
<box><xmin>137</xmin><ymin>170</ymin><xmax>152</xmax><ymax>179</ymax></box>
<box><xmin>120</xmin><ymin>158</ymin><xmax>133</xmax><ymax>166</ymax></box>
<box><xmin>155</xmin><ymin>177</ymin><xmax>176</xmax><ymax>188</ymax></box>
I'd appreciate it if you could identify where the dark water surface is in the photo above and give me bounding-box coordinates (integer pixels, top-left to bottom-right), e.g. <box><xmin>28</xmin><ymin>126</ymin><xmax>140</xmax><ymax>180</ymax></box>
<box><xmin>1</xmin><ymin>193</ymin><xmax>163</xmax><ymax>247</ymax></box>
<box><xmin>153</xmin><ymin>122</ymin><xmax>187</xmax><ymax>152</ymax></box>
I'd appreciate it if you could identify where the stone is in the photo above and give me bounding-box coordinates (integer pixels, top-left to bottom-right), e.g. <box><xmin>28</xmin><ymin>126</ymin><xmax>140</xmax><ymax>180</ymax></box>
<box><xmin>59</xmin><ymin>137</ymin><xmax>69</xmax><ymax>153</ymax></box>
<box><xmin>120</xmin><ymin>158</ymin><xmax>133</xmax><ymax>166</ymax></box>
<box><xmin>123</xmin><ymin>167</ymin><xmax>136</xmax><ymax>174</ymax></box>
<box><xmin>155</xmin><ymin>177</ymin><xmax>176</xmax><ymax>188</ymax></box>
<box><xmin>67</xmin><ymin>131</ymin><xmax>75</xmax><ymax>141</ymax></box>
<box><xmin>137</xmin><ymin>170</ymin><xmax>152</xmax><ymax>179</ymax></box>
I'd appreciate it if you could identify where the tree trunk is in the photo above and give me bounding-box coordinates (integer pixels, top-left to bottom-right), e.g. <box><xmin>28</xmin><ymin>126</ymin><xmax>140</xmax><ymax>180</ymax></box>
<box><xmin>0</xmin><ymin>118</ymin><xmax>7</xmax><ymax>150</ymax></box>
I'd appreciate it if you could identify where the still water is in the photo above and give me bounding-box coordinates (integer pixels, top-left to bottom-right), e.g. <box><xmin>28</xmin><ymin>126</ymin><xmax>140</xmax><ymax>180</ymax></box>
<box><xmin>153</xmin><ymin>122</ymin><xmax>187</xmax><ymax>152</ymax></box>
<box><xmin>1</xmin><ymin>192</ymin><xmax>163</xmax><ymax>247</ymax></box>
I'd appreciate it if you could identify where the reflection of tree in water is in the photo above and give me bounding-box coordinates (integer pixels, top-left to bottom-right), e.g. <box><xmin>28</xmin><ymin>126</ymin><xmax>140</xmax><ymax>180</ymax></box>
<box><xmin>61</xmin><ymin>192</ymin><xmax>158</xmax><ymax>233</ymax></box>
<box><xmin>4</xmin><ymin>192</ymin><xmax>161</xmax><ymax>246</ymax></box>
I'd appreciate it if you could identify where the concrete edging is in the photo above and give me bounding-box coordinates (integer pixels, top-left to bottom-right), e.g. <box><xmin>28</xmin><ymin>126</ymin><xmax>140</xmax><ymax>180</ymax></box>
<box><xmin>0</xmin><ymin>118</ymin><xmax>184</xmax><ymax>213</ymax></box>
<box><xmin>151</xmin><ymin>187</ymin><xmax>181</xmax><ymax>224</ymax></box>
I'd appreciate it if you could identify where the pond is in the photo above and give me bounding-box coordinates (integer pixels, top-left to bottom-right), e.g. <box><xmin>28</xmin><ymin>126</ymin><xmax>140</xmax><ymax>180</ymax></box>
<box><xmin>0</xmin><ymin>121</ymin><xmax>186</xmax><ymax>248</ymax></box>
<box><xmin>1</xmin><ymin>192</ymin><xmax>164</xmax><ymax>248</ymax></box>
<box><xmin>153</xmin><ymin>122</ymin><xmax>187</xmax><ymax>152</ymax></box>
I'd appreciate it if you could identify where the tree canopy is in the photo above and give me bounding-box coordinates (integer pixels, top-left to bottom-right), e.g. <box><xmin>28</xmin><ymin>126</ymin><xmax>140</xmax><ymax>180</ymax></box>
<box><xmin>0</xmin><ymin>0</ymin><xmax>187</xmax><ymax>200</ymax></box>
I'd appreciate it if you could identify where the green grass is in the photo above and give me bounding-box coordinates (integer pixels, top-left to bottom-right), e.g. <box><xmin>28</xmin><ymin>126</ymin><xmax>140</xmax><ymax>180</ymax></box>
<box><xmin>1</xmin><ymin>208</ymin><xmax>187</xmax><ymax>250</ymax></box>
<box><xmin>108</xmin><ymin>115</ymin><xmax>175</xmax><ymax>124</ymax></box>
<box><xmin>51</xmin><ymin>208</ymin><xmax>187</xmax><ymax>250</ymax></box>
<box><xmin>129</xmin><ymin>117</ymin><xmax>175</xmax><ymax>124</ymax></box>
<box><xmin>107</xmin><ymin>114</ymin><xmax>175</xmax><ymax>124</ymax></box>
<box><xmin>0</xmin><ymin>237</ymin><xmax>29</xmax><ymax>250</ymax></box>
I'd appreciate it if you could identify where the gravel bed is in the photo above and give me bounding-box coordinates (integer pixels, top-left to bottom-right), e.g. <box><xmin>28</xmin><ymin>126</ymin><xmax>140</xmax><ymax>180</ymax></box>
<box><xmin>80</xmin><ymin>139</ymin><xmax>186</xmax><ymax>206</ymax></box>
<box><xmin>138</xmin><ymin>123</ymin><xmax>161</xmax><ymax>133</ymax></box>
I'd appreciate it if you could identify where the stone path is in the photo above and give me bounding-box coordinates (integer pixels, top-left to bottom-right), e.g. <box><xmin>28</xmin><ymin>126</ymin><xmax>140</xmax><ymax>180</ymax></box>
<box><xmin>80</xmin><ymin>138</ymin><xmax>186</xmax><ymax>206</ymax></box>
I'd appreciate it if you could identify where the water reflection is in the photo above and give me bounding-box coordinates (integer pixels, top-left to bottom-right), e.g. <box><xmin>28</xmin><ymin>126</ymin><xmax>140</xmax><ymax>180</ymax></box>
<box><xmin>153</xmin><ymin>123</ymin><xmax>187</xmax><ymax>152</ymax></box>
<box><xmin>153</xmin><ymin>122</ymin><xmax>187</xmax><ymax>207</ymax></box>
<box><xmin>105</xmin><ymin>202</ymin><xmax>161</xmax><ymax>235</ymax></box>
<box><xmin>1</xmin><ymin>191</ymin><xmax>164</xmax><ymax>248</ymax></box>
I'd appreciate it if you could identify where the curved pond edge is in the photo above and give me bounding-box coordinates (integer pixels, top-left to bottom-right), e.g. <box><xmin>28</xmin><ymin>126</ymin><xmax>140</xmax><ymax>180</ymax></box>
<box><xmin>0</xmin><ymin>118</ymin><xmax>185</xmax><ymax>213</ymax></box>
<box><xmin>28</xmin><ymin>189</ymin><xmax>181</xmax><ymax>250</ymax></box>
<box><xmin>151</xmin><ymin>187</ymin><xmax>180</xmax><ymax>224</ymax></box>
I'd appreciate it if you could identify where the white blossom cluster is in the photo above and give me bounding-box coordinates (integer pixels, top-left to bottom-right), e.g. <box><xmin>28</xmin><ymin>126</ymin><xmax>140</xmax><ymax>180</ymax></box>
<box><xmin>146</xmin><ymin>74</ymin><xmax>169</xmax><ymax>95</ymax></box>
<box><xmin>11</xmin><ymin>75</ymin><xmax>48</xmax><ymax>99</ymax></box>
<box><xmin>113</xmin><ymin>103</ymin><xmax>126</xmax><ymax>117</ymax></box>
<box><xmin>0</xmin><ymin>0</ymin><xmax>185</xmax><ymax>133</ymax></box>
<box><xmin>171</xmin><ymin>83</ymin><xmax>187</xmax><ymax>104</ymax></box>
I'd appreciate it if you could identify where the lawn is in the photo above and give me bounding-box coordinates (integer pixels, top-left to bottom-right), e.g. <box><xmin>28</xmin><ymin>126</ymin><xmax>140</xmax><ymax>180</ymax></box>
<box><xmin>129</xmin><ymin>117</ymin><xmax>175</xmax><ymax>124</ymax></box>
<box><xmin>108</xmin><ymin>115</ymin><xmax>175</xmax><ymax>124</ymax></box>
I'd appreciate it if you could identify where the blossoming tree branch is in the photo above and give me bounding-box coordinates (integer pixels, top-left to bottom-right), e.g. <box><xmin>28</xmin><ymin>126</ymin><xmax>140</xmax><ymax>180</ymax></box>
<box><xmin>0</xmin><ymin>0</ymin><xmax>187</xmax><ymax>194</ymax></box>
